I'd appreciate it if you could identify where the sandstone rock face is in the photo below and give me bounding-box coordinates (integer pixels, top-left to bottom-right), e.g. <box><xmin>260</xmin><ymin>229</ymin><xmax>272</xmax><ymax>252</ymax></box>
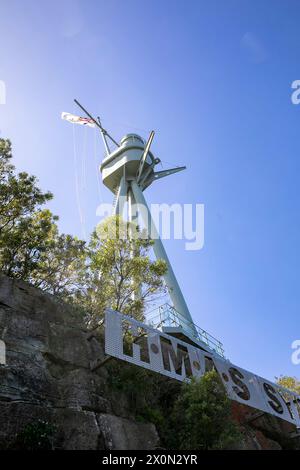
<box><xmin>0</xmin><ymin>274</ymin><xmax>299</xmax><ymax>450</ymax></box>
<box><xmin>231</xmin><ymin>399</ymin><xmax>300</xmax><ymax>450</ymax></box>
<box><xmin>98</xmin><ymin>414</ymin><xmax>159</xmax><ymax>450</ymax></box>
<box><xmin>0</xmin><ymin>274</ymin><xmax>159</xmax><ymax>450</ymax></box>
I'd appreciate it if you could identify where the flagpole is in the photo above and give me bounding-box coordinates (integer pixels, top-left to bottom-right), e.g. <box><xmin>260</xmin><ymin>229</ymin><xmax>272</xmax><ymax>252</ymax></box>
<box><xmin>74</xmin><ymin>99</ymin><xmax>120</xmax><ymax>148</ymax></box>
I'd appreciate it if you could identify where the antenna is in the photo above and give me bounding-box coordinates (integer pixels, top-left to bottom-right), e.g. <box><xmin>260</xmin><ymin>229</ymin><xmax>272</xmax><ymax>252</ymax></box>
<box><xmin>136</xmin><ymin>130</ymin><xmax>155</xmax><ymax>183</ymax></box>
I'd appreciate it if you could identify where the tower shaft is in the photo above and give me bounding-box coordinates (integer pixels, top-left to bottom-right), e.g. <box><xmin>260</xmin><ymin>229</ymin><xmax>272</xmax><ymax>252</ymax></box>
<box><xmin>68</xmin><ymin>103</ymin><xmax>225</xmax><ymax>356</ymax></box>
<box><xmin>130</xmin><ymin>181</ymin><xmax>196</xmax><ymax>334</ymax></box>
<box><xmin>101</xmin><ymin>132</ymin><xmax>198</xmax><ymax>339</ymax></box>
<box><xmin>113</xmin><ymin>175</ymin><xmax>197</xmax><ymax>338</ymax></box>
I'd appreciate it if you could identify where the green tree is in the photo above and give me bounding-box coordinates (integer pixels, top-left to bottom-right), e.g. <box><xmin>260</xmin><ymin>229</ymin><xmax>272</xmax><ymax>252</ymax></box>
<box><xmin>76</xmin><ymin>215</ymin><xmax>168</xmax><ymax>323</ymax></box>
<box><xmin>0</xmin><ymin>208</ymin><xmax>57</xmax><ymax>278</ymax></box>
<box><xmin>9</xmin><ymin>420</ymin><xmax>56</xmax><ymax>450</ymax></box>
<box><xmin>276</xmin><ymin>376</ymin><xmax>300</xmax><ymax>394</ymax></box>
<box><xmin>0</xmin><ymin>139</ymin><xmax>53</xmax><ymax>235</ymax></box>
<box><xmin>0</xmin><ymin>139</ymin><xmax>167</xmax><ymax>322</ymax></box>
<box><xmin>0</xmin><ymin>138</ymin><xmax>87</xmax><ymax>296</ymax></box>
<box><xmin>29</xmin><ymin>231</ymin><xmax>87</xmax><ymax>298</ymax></box>
<box><xmin>166</xmin><ymin>370</ymin><xmax>241</xmax><ymax>450</ymax></box>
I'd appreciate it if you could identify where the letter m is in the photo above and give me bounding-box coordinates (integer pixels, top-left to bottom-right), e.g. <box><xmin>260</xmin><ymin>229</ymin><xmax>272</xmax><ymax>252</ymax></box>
<box><xmin>160</xmin><ymin>337</ymin><xmax>192</xmax><ymax>378</ymax></box>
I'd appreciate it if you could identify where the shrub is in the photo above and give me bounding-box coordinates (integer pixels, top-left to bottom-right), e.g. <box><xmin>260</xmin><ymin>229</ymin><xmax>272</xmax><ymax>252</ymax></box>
<box><xmin>165</xmin><ymin>370</ymin><xmax>242</xmax><ymax>450</ymax></box>
<box><xmin>9</xmin><ymin>420</ymin><xmax>56</xmax><ymax>450</ymax></box>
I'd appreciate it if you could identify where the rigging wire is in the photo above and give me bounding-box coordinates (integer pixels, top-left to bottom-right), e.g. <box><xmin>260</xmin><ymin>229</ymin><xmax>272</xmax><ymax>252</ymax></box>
<box><xmin>70</xmin><ymin>112</ymin><xmax>182</xmax><ymax>243</ymax></box>
<box><xmin>81</xmin><ymin>126</ymin><xmax>88</xmax><ymax>240</ymax></box>
<box><xmin>93</xmin><ymin>127</ymin><xmax>104</xmax><ymax>203</ymax></box>
<box><xmin>82</xmin><ymin>125</ymin><xmax>87</xmax><ymax>191</ymax></box>
<box><xmin>72</xmin><ymin>123</ymin><xmax>87</xmax><ymax>241</ymax></box>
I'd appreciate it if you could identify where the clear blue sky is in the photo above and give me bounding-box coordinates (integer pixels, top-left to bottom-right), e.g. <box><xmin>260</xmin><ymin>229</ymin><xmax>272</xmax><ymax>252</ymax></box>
<box><xmin>0</xmin><ymin>0</ymin><xmax>300</xmax><ymax>381</ymax></box>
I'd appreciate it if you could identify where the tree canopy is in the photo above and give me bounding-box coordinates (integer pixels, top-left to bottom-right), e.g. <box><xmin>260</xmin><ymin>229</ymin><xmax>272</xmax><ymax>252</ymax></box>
<box><xmin>75</xmin><ymin>215</ymin><xmax>167</xmax><ymax>324</ymax></box>
<box><xmin>165</xmin><ymin>370</ymin><xmax>241</xmax><ymax>450</ymax></box>
<box><xmin>0</xmin><ymin>138</ymin><xmax>167</xmax><ymax>323</ymax></box>
<box><xmin>276</xmin><ymin>376</ymin><xmax>300</xmax><ymax>395</ymax></box>
<box><xmin>0</xmin><ymin>138</ymin><xmax>87</xmax><ymax>298</ymax></box>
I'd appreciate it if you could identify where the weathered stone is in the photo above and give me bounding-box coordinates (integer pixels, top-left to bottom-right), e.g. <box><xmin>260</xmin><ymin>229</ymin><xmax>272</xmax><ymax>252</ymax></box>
<box><xmin>53</xmin><ymin>408</ymin><xmax>103</xmax><ymax>450</ymax></box>
<box><xmin>0</xmin><ymin>274</ymin><xmax>298</xmax><ymax>450</ymax></box>
<box><xmin>0</xmin><ymin>402</ymin><xmax>103</xmax><ymax>450</ymax></box>
<box><xmin>98</xmin><ymin>413</ymin><xmax>160</xmax><ymax>450</ymax></box>
<box><xmin>0</xmin><ymin>274</ymin><xmax>154</xmax><ymax>449</ymax></box>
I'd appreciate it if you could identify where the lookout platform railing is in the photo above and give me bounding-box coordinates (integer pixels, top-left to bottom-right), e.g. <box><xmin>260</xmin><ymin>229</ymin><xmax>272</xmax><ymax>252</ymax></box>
<box><xmin>146</xmin><ymin>303</ymin><xmax>225</xmax><ymax>358</ymax></box>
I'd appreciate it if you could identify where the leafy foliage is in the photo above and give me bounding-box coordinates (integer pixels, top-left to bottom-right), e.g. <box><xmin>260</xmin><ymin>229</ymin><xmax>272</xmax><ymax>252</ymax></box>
<box><xmin>0</xmin><ymin>138</ymin><xmax>87</xmax><ymax>298</ymax></box>
<box><xmin>165</xmin><ymin>370</ymin><xmax>242</xmax><ymax>450</ymax></box>
<box><xmin>0</xmin><ymin>139</ymin><xmax>53</xmax><ymax>232</ymax></box>
<box><xmin>75</xmin><ymin>215</ymin><xmax>167</xmax><ymax>324</ymax></box>
<box><xmin>106</xmin><ymin>359</ymin><xmax>241</xmax><ymax>450</ymax></box>
<box><xmin>106</xmin><ymin>358</ymin><xmax>180</xmax><ymax>437</ymax></box>
<box><xmin>9</xmin><ymin>420</ymin><xmax>56</xmax><ymax>450</ymax></box>
<box><xmin>31</xmin><ymin>231</ymin><xmax>87</xmax><ymax>297</ymax></box>
<box><xmin>276</xmin><ymin>375</ymin><xmax>300</xmax><ymax>394</ymax></box>
<box><xmin>0</xmin><ymin>139</ymin><xmax>167</xmax><ymax>323</ymax></box>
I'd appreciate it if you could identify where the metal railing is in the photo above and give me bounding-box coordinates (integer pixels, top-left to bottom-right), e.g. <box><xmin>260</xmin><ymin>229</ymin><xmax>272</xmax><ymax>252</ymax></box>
<box><xmin>146</xmin><ymin>303</ymin><xmax>225</xmax><ymax>358</ymax></box>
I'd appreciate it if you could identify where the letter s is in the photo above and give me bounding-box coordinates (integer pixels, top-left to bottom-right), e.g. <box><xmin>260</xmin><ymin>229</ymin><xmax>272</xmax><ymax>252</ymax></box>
<box><xmin>229</xmin><ymin>367</ymin><xmax>250</xmax><ymax>401</ymax></box>
<box><xmin>263</xmin><ymin>383</ymin><xmax>283</xmax><ymax>414</ymax></box>
<box><xmin>291</xmin><ymin>80</ymin><xmax>300</xmax><ymax>104</ymax></box>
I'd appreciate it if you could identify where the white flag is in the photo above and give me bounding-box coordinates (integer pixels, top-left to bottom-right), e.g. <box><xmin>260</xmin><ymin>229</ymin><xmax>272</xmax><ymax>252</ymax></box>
<box><xmin>61</xmin><ymin>112</ymin><xmax>96</xmax><ymax>128</ymax></box>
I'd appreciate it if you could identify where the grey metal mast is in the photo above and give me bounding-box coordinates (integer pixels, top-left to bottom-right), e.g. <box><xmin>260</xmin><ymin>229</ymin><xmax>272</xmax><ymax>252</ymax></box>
<box><xmin>74</xmin><ymin>99</ymin><xmax>198</xmax><ymax>340</ymax></box>
<box><xmin>99</xmin><ymin>132</ymin><xmax>198</xmax><ymax>338</ymax></box>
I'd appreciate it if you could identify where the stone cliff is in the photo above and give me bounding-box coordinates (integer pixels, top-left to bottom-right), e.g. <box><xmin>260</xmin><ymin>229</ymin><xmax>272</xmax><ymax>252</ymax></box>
<box><xmin>0</xmin><ymin>274</ymin><xmax>159</xmax><ymax>449</ymax></box>
<box><xmin>0</xmin><ymin>274</ymin><xmax>299</xmax><ymax>450</ymax></box>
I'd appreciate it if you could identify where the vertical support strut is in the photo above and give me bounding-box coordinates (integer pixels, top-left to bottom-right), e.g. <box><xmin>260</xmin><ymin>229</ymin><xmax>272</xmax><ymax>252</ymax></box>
<box><xmin>130</xmin><ymin>180</ymin><xmax>197</xmax><ymax>337</ymax></box>
<box><xmin>113</xmin><ymin>176</ymin><xmax>127</xmax><ymax>216</ymax></box>
<box><xmin>128</xmin><ymin>188</ymin><xmax>141</xmax><ymax>301</ymax></box>
<box><xmin>128</xmin><ymin>188</ymin><xmax>138</xmax><ymax>225</ymax></box>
